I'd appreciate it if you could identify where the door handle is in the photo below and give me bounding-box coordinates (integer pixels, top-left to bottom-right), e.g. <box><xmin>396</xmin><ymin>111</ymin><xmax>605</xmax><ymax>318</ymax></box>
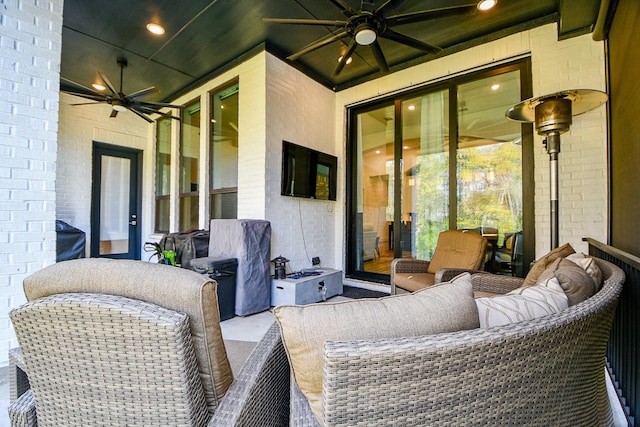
<box><xmin>130</xmin><ymin>214</ymin><xmax>137</xmax><ymax>226</ymax></box>
<box><xmin>129</xmin><ymin>220</ymin><xmax>137</xmax><ymax>226</ymax></box>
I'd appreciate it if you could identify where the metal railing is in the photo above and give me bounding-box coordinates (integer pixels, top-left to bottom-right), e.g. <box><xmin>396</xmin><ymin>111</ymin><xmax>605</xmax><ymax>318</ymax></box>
<box><xmin>585</xmin><ymin>237</ymin><xmax>640</xmax><ymax>427</ymax></box>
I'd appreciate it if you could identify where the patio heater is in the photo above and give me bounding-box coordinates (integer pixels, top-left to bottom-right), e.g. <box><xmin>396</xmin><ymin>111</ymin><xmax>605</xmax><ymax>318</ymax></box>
<box><xmin>506</xmin><ymin>89</ymin><xmax>607</xmax><ymax>250</ymax></box>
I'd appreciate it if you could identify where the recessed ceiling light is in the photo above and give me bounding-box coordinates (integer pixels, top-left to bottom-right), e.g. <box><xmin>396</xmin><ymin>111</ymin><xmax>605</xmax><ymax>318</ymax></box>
<box><xmin>338</xmin><ymin>56</ymin><xmax>353</xmax><ymax>65</ymax></box>
<box><xmin>403</xmin><ymin>145</ymin><xmax>409</xmax><ymax>150</ymax></box>
<box><xmin>491</xmin><ymin>84</ymin><xmax>500</xmax><ymax>91</ymax></box>
<box><xmin>92</xmin><ymin>83</ymin><xmax>106</xmax><ymax>91</ymax></box>
<box><xmin>407</xmin><ymin>105</ymin><xmax>416</xmax><ymax>111</ymax></box>
<box><xmin>146</xmin><ymin>23</ymin><xmax>165</xmax><ymax>35</ymax></box>
<box><xmin>375</xmin><ymin>150</ymin><xmax>381</xmax><ymax>154</ymax></box>
<box><xmin>477</xmin><ymin>0</ymin><xmax>497</xmax><ymax>11</ymax></box>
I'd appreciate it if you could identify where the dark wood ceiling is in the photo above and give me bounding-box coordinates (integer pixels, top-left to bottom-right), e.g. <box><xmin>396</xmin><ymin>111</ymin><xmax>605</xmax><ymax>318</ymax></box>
<box><xmin>60</xmin><ymin>0</ymin><xmax>602</xmax><ymax>104</ymax></box>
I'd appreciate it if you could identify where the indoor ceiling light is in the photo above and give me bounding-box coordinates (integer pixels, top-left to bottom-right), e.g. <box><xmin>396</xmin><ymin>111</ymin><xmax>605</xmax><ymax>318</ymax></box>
<box><xmin>146</xmin><ymin>23</ymin><xmax>165</xmax><ymax>35</ymax></box>
<box><xmin>477</xmin><ymin>0</ymin><xmax>497</xmax><ymax>11</ymax></box>
<box><xmin>92</xmin><ymin>83</ymin><xmax>106</xmax><ymax>91</ymax></box>
<box><xmin>338</xmin><ymin>55</ymin><xmax>353</xmax><ymax>65</ymax></box>
<box><xmin>355</xmin><ymin>26</ymin><xmax>377</xmax><ymax>45</ymax></box>
<box><xmin>491</xmin><ymin>84</ymin><xmax>500</xmax><ymax>90</ymax></box>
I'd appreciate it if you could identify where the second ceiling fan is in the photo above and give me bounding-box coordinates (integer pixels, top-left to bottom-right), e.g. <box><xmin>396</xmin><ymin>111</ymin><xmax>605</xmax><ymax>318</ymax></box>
<box><xmin>265</xmin><ymin>0</ymin><xmax>493</xmax><ymax>77</ymax></box>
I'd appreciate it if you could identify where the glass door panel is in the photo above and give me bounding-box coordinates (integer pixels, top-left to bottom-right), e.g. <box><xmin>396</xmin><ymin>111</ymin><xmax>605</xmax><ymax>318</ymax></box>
<box><xmin>356</xmin><ymin>105</ymin><xmax>394</xmax><ymax>273</ymax></box>
<box><xmin>456</xmin><ymin>71</ymin><xmax>523</xmax><ymax>272</ymax></box>
<box><xmin>400</xmin><ymin>91</ymin><xmax>450</xmax><ymax>260</ymax></box>
<box><xmin>99</xmin><ymin>155</ymin><xmax>131</xmax><ymax>255</ymax></box>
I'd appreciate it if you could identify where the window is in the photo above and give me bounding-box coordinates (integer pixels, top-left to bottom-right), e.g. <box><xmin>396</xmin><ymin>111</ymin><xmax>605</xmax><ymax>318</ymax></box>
<box><xmin>210</xmin><ymin>83</ymin><xmax>238</xmax><ymax>219</ymax></box>
<box><xmin>347</xmin><ymin>61</ymin><xmax>533</xmax><ymax>282</ymax></box>
<box><xmin>154</xmin><ymin>117</ymin><xmax>171</xmax><ymax>233</ymax></box>
<box><xmin>180</xmin><ymin>100</ymin><xmax>200</xmax><ymax>230</ymax></box>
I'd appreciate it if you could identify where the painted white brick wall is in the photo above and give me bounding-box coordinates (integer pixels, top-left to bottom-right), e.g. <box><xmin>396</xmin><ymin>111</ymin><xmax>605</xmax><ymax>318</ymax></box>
<box><xmin>0</xmin><ymin>0</ymin><xmax>63</xmax><ymax>365</ymax></box>
<box><xmin>264</xmin><ymin>53</ymin><xmax>338</xmax><ymax>272</ymax></box>
<box><xmin>336</xmin><ymin>23</ymin><xmax>607</xmax><ymax>259</ymax></box>
<box><xmin>56</xmin><ymin>93</ymin><xmax>151</xmax><ymax>255</ymax></box>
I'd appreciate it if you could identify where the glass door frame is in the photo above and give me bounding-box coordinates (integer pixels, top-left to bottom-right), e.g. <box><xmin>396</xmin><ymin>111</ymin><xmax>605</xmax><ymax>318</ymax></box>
<box><xmin>345</xmin><ymin>59</ymin><xmax>535</xmax><ymax>284</ymax></box>
<box><xmin>91</xmin><ymin>142</ymin><xmax>142</xmax><ymax>259</ymax></box>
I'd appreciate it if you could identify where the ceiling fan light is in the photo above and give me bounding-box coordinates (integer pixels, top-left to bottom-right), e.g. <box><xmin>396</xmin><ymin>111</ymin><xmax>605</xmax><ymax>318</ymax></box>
<box><xmin>92</xmin><ymin>83</ymin><xmax>106</xmax><ymax>91</ymax></box>
<box><xmin>355</xmin><ymin>27</ymin><xmax>377</xmax><ymax>45</ymax></box>
<box><xmin>477</xmin><ymin>0</ymin><xmax>497</xmax><ymax>11</ymax></box>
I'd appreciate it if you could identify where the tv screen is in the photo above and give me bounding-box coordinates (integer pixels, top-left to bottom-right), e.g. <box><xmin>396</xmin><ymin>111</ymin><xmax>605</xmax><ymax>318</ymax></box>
<box><xmin>281</xmin><ymin>141</ymin><xmax>337</xmax><ymax>201</ymax></box>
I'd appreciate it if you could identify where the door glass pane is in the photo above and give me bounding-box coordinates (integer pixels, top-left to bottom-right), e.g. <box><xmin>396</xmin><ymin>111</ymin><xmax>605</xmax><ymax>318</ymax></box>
<box><xmin>100</xmin><ymin>155</ymin><xmax>130</xmax><ymax>255</ymax></box>
<box><xmin>210</xmin><ymin>84</ymin><xmax>238</xmax><ymax>219</ymax></box>
<box><xmin>155</xmin><ymin>117</ymin><xmax>171</xmax><ymax>233</ymax></box>
<box><xmin>457</xmin><ymin>71</ymin><xmax>522</xmax><ymax>273</ymax></box>
<box><xmin>356</xmin><ymin>105</ymin><xmax>394</xmax><ymax>273</ymax></box>
<box><xmin>401</xmin><ymin>91</ymin><xmax>450</xmax><ymax>260</ymax></box>
<box><xmin>180</xmin><ymin>101</ymin><xmax>200</xmax><ymax>230</ymax></box>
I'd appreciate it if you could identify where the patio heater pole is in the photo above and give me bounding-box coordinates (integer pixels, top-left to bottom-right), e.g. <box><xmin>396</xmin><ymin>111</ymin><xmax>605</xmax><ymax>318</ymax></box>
<box><xmin>506</xmin><ymin>89</ymin><xmax>607</xmax><ymax>250</ymax></box>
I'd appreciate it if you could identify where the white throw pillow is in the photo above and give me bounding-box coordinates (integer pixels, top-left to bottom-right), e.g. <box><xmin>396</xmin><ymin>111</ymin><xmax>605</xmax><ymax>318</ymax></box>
<box><xmin>476</xmin><ymin>276</ymin><xmax>569</xmax><ymax>328</ymax></box>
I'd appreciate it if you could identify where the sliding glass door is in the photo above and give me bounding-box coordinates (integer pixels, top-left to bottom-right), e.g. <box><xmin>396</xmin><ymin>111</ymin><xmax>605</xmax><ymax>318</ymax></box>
<box><xmin>348</xmin><ymin>61</ymin><xmax>532</xmax><ymax>282</ymax></box>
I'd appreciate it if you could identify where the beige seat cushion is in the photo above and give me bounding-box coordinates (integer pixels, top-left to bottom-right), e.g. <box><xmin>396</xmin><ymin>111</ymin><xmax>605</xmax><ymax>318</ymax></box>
<box><xmin>392</xmin><ymin>272</ymin><xmax>436</xmax><ymax>292</ymax></box>
<box><xmin>522</xmin><ymin>243</ymin><xmax>575</xmax><ymax>287</ymax></box>
<box><xmin>273</xmin><ymin>273</ymin><xmax>479</xmax><ymax>422</ymax></box>
<box><xmin>537</xmin><ymin>257</ymin><xmax>598</xmax><ymax>306</ymax></box>
<box><xmin>428</xmin><ymin>230</ymin><xmax>487</xmax><ymax>274</ymax></box>
<box><xmin>23</xmin><ymin>258</ymin><xmax>232</xmax><ymax>414</ymax></box>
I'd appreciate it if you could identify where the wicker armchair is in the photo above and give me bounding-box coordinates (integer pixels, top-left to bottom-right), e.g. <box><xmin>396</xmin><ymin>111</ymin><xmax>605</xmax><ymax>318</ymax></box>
<box><xmin>291</xmin><ymin>257</ymin><xmax>624</xmax><ymax>426</ymax></box>
<box><xmin>391</xmin><ymin>230</ymin><xmax>487</xmax><ymax>294</ymax></box>
<box><xmin>8</xmin><ymin>259</ymin><xmax>289</xmax><ymax>427</ymax></box>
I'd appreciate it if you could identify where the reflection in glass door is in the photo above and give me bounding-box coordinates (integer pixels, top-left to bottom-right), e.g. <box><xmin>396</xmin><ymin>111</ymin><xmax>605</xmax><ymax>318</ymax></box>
<box><xmin>456</xmin><ymin>71</ymin><xmax>523</xmax><ymax>273</ymax></box>
<box><xmin>354</xmin><ymin>105</ymin><xmax>395</xmax><ymax>273</ymax></box>
<box><xmin>400</xmin><ymin>91</ymin><xmax>450</xmax><ymax>260</ymax></box>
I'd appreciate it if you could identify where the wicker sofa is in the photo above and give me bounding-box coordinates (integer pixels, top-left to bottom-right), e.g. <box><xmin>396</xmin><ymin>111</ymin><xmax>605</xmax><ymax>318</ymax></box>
<box><xmin>284</xmin><ymin>256</ymin><xmax>624</xmax><ymax>426</ymax></box>
<box><xmin>9</xmin><ymin>257</ymin><xmax>624</xmax><ymax>426</ymax></box>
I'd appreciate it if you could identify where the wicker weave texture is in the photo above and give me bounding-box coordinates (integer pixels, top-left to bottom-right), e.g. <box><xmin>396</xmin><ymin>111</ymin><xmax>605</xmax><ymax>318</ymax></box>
<box><xmin>10</xmin><ymin>293</ymin><xmax>210</xmax><ymax>427</ymax></box>
<box><xmin>292</xmin><ymin>257</ymin><xmax>623</xmax><ymax>426</ymax></box>
<box><xmin>210</xmin><ymin>322</ymin><xmax>290</xmax><ymax>426</ymax></box>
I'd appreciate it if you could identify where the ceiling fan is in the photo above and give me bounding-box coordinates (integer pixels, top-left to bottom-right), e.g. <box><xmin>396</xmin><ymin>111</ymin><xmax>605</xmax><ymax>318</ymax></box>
<box><xmin>60</xmin><ymin>59</ymin><xmax>181</xmax><ymax>123</ymax></box>
<box><xmin>264</xmin><ymin>0</ymin><xmax>491</xmax><ymax>77</ymax></box>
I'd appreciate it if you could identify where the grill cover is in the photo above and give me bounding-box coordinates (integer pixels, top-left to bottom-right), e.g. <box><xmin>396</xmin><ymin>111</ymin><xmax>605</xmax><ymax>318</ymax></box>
<box><xmin>208</xmin><ymin>219</ymin><xmax>271</xmax><ymax>316</ymax></box>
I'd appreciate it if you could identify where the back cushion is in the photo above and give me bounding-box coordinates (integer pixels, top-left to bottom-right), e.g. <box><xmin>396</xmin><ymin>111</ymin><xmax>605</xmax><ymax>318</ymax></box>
<box><xmin>428</xmin><ymin>230</ymin><xmax>487</xmax><ymax>273</ymax></box>
<box><xmin>522</xmin><ymin>243</ymin><xmax>575</xmax><ymax>287</ymax></box>
<box><xmin>22</xmin><ymin>258</ymin><xmax>232</xmax><ymax>415</ymax></box>
<box><xmin>537</xmin><ymin>257</ymin><xmax>598</xmax><ymax>306</ymax></box>
<box><xmin>274</xmin><ymin>273</ymin><xmax>479</xmax><ymax>422</ymax></box>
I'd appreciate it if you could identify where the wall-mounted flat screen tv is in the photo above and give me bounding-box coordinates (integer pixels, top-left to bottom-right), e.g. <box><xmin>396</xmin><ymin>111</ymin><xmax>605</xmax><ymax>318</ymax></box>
<box><xmin>281</xmin><ymin>140</ymin><xmax>337</xmax><ymax>201</ymax></box>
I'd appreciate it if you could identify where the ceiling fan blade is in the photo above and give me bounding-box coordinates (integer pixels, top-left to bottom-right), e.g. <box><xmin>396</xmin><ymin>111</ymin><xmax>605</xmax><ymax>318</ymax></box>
<box><xmin>61</xmin><ymin>90</ymin><xmax>109</xmax><ymax>102</ymax></box>
<box><xmin>361</xmin><ymin>0</ymin><xmax>375</xmax><ymax>13</ymax></box>
<box><xmin>60</xmin><ymin>77</ymin><xmax>105</xmax><ymax>96</ymax></box>
<box><xmin>327</xmin><ymin>0</ymin><xmax>357</xmax><ymax>17</ymax></box>
<box><xmin>136</xmin><ymin>106</ymin><xmax>180</xmax><ymax>120</ymax></box>
<box><xmin>263</xmin><ymin>18</ymin><xmax>346</xmax><ymax>27</ymax></box>
<box><xmin>69</xmin><ymin>101</ymin><xmax>105</xmax><ymax>106</ymax></box>
<box><xmin>370</xmin><ymin>41</ymin><xmax>390</xmax><ymax>73</ymax></box>
<box><xmin>288</xmin><ymin>30</ymin><xmax>348</xmax><ymax>61</ymax></box>
<box><xmin>127</xmin><ymin>86</ymin><xmax>158</xmax><ymax>100</ymax></box>
<box><xmin>110</xmin><ymin>109</ymin><xmax>118</xmax><ymax>118</ymax></box>
<box><xmin>97</xmin><ymin>71</ymin><xmax>120</xmax><ymax>97</ymax></box>
<box><xmin>376</xmin><ymin>0</ymin><xmax>406</xmax><ymax>16</ymax></box>
<box><xmin>128</xmin><ymin>107</ymin><xmax>154</xmax><ymax>123</ymax></box>
<box><xmin>386</xmin><ymin>4</ymin><xmax>477</xmax><ymax>26</ymax></box>
<box><xmin>135</xmin><ymin>100</ymin><xmax>183</xmax><ymax>109</ymax></box>
<box><xmin>333</xmin><ymin>39</ymin><xmax>358</xmax><ymax>77</ymax></box>
<box><xmin>381</xmin><ymin>28</ymin><xmax>441</xmax><ymax>53</ymax></box>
